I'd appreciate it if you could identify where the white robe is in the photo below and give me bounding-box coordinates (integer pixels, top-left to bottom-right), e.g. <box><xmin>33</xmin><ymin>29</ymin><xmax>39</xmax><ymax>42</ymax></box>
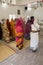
<box><xmin>30</xmin><ymin>22</ymin><xmax>40</xmax><ymax>50</ymax></box>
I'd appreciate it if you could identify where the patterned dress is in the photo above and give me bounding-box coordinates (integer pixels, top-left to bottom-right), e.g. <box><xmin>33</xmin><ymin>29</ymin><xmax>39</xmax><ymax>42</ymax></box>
<box><xmin>15</xmin><ymin>19</ymin><xmax>23</xmax><ymax>49</ymax></box>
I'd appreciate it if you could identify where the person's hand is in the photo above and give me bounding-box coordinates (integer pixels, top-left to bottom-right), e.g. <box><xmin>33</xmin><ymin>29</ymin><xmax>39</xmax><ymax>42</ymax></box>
<box><xmin>38</xmin><ymin>30</ymin><xmax>40</xmax><ymax>32</ymax></box>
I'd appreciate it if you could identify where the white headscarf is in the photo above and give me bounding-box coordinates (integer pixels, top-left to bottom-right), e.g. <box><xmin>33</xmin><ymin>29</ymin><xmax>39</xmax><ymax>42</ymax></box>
<box><xmin>34</xmin><ymin>19</ymin><xmax>40</xmax><ymax>30</ymax></box>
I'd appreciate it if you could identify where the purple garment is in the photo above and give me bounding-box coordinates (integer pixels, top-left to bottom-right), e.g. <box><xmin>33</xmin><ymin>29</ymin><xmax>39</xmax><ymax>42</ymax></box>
<box><xmin>25</xmin><ymin>20</ymin><xmax>31</xmax><ymax>34</ymax></box>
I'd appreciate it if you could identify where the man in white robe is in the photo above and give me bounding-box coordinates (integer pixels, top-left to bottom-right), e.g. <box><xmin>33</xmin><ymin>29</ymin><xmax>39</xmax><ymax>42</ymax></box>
<box><xmin>30</xmin><ymin>16</ymin><xmax>40</xmax><ymax>52</ymax></box>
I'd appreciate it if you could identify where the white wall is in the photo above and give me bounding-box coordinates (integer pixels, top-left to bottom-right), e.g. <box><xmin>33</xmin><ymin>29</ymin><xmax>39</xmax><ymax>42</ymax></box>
<box><xmin>0</xmin><ymin>4</ymin><xmax>26</xmax><ymax>20</ymax></box>
<box><xmin>16</xmin><ymin>0</ymin><xmax>41</xmax><ymax>5</ymax></box>
<box><xmin>0</xmin><ymin>3</ymin><xmax>43</xmax><ymax>23</ymax></box>
<box><xmin>33</xmin><ymin>7</ymin><xmax>43</xmax><ymax>20</ymax></box>
<box><xmin>0</xmin><ymin>4</ymin><xmax>33</xmax><ymax>21</ymax></box>
<box><xmin>33</xmin><ymin>7</ymin><xmax>43</xmax><ymax>25</ymax></box>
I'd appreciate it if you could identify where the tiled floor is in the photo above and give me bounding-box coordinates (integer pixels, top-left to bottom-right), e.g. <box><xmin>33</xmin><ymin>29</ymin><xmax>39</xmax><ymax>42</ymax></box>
<box><xmin>0</xmin><ymin>35</ymin><xmax>43</xmax><ymax>65</ymax></box>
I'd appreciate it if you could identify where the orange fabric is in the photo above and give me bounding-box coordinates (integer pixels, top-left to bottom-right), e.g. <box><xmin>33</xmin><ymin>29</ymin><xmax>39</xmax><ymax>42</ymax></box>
<box><xmin>10</xmin><ymin>19</ymin><xmax>15</xmax><ymax>37</ymax></box>
<box><xmin>17</xmin><ymin>38</ymin><xmax>22</xmax><ymax>43</ymax></box>
<box><xmin>15</xmin><ymin>30</ymin><xmax>23</xmax><ymax>37</ymax></box>
<box><xmin>15</xmin><ymin>26</ymin><xmax>23</xmax><ymax>37</ymax></box>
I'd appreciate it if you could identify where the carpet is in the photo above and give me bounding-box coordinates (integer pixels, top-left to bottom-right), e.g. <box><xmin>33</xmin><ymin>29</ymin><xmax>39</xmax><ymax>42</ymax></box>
<box><xmin>0</xmin><ymin>43</ymin><xmax>15</xmax><ymax>62</ymax></box>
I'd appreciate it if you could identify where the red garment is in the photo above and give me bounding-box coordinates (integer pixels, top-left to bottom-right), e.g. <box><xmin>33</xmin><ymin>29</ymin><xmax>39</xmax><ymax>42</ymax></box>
<box><xmin>20</xmin><ymin>17</ymin><xmax>26</xmax><ymax>35</ymax></box>
<box><xmin>15</xmin><ymin>26</ymin><xmax>23</xmax><ymax>37</ymax></box>
<box><xmin>15</xmin><ymin>19</ymin><xmax>23</xmax><ymax>36</ymax></box>
<box><xmin>16</xmin><ymin>19</ymin><xmax>22</xmax><ymax>27</ymax></box>
<box><xmin>15</xmin><ymin>19</ymin><xmax>23</xmax><ymax>49</ymax></box>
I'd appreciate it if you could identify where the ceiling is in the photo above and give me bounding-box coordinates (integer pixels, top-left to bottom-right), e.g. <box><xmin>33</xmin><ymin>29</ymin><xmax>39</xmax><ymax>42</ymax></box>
<box><xmin>0</xmin><ymin>0</ymin><xmax>43</xmax><ymax>8</ymax></box>
<box><xmin>0</xmin><ymin>0</ymin><xmax>42</xmax><ymax>5</ymax></box>
<box><xmin>16</xmin><ymin>0</ymin><xmax>42</xmax><ymax>4</ymax></box>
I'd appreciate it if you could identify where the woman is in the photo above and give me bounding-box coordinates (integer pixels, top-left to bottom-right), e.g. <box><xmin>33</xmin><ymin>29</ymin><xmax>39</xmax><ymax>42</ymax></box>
<box><xmin>15</xmin><ymin>19</ymin><xmax>23</xmax><ymax>50</ymax></box>
<box><xmin>25</xmin><ymin>18</ymin><xmax>31</xmax><ymax>40</ymax></box>
<box><xmin>30</xmin><ymin>16</ymin><xmax>40</xmax><ymax>52</ymax></box>
<box><xmin>0</xmin><ymin>23</ymin><xmax>2</xmax><ymax>39</ymax></box>
<box><xmin>20</xmin><ymin>17</ymin><xmax>25</xmax><ymax>37</ymax></box>
<box><xmin>9</xmin><ymin>18</ymin><xmax>15</xmax><ymax>38</ymax></box>
<box><xmin>6</xmin><ymin>19</ymin><xmax>12</xmax><ymax>36</ymax></box>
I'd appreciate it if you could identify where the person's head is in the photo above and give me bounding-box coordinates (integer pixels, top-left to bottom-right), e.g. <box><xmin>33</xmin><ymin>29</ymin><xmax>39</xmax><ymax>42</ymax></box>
<box><xmin>26</xmin><ymin>18</ymin><xmax>30</xmax><ymax>24</ymax></box>
<box><xmin>20</xmin><ymin>17</ymin><xmax>22</xmax><ymax>20</ymax></box>
<box><xmin>20</xmin><ymin>17</ymin><xmax>23</xmax><ymax>23</ymax></box>
<box><xmin>16</xmin><ymin>19</ymin><xmax>22</xmax><ymax>26</ymax></box>
<box><xmin>11</xmin><ymin>18</ymin><xmax>13</xmax><ymax>21</ymax></box>
<box><xmin>28</xmin><ymin>17</ymin><xmax>29</xmax><ymax>20</ymax></box>
<box><xmin>0</xmin><ymin>22</ymin><xmax>1</xmax><ymax>26</ymax></box>
<box><xmin>6</xmin><ymin>19</ymin><xmax>9</xmax><ymax>22</ymax></box>
<box><xmin>30</xmin><ymin>16</ymin><xmax>34</xmax><ymax>24</ymax></box>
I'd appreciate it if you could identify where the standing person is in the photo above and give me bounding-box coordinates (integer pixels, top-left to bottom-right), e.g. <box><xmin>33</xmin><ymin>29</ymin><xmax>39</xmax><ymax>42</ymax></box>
<box><xmin>6</xmin><ymin>19</ymin><xmax>12</xmax><ymax>36</ymax></box>
<box><xmin>20</xmin><ymin>17</ymin><xmax>25</xmax><ymax>37</ymax></box>
<box><xmin>15</xmin><ymin>19</ymin><xmax>23</xmax><ymax>50</ymax></box>
<box><xmin>25</xmin><ymin>18</ymin><xmax>31</xmax><ymax>40</ymax></box>
<box><xmin>9</xmin><ymin>18</ymin><xmax>15</xmax><ymax>39</ymax></box>
<box><xmin>30</xmin><ymin>16</ymin><xmax>40</xmax><ymax>52</ymax></box>
<box><xmin>0</xmin><ymin>23</ymin><xmax>2</xmax><ymax>39</ymax></box>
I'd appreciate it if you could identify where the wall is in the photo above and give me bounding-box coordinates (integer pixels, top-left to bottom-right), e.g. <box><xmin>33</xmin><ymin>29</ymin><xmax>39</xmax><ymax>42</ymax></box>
<box><xmin>16</xmin><ymin>0</ymin><xmax>41</xmax><ymax>5</ymax></box>
<box><xmin>0</xmin><ymin>3</ymin><xmax>43</xmax><ymax>22</ymax></box>
<box><xmin>0</xmin><ymin>4</ymin><xmax>25</xmax><ymax>20</ymax></box>
<box><xmin>0</xmin><ymin>4</ymin><xmax>33</xmax><ymax>21</ymax></box>
<box><xmin>33</xmin><ymin>7</ymin><xmax>43</xmax><ymax>20</ymax></box>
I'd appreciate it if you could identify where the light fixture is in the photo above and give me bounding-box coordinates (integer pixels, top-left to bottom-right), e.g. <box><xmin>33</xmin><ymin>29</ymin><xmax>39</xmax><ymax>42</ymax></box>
<box><xmin>2</xmin><ymin>3</ymin><xmax>7</xmax><ymax>8</ymax></box>
<box><xmin>13</xmin><ymin>15</ymin><xmax>16</xmax><ymax>20</ymax></box>
<box><xmin>28</xmin><ymin>7</ymin><xmax>32</xmax><ymax>11</ymax></box>
<box><xmin>9</xmin><ymin>14</ymin><xmax>13</xmax><ymax>21</ymax></box>
<box><xmin>27</xmin><ymin>4</ymin><xmax>32</xmax><ymax>11</ymax></box>
<box><xmin>9</xmin><ymin>14</ymin><xmax>16</xmax><ymax>21</ymax></box>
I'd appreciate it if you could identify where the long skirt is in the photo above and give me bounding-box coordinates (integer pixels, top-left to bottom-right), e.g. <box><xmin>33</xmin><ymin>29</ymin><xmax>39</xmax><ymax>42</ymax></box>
<box><xmin>24</xmin><ymin>33</ymin><xmax>30</xmax><ymax>40</ymax></box>
<box><xmin>30</xmin><ymin>32</ymin><xmax>39</xmax><ymax>50</ymax></box>
<box><xmin>16</xmin><ymin>36</ymin><xmax>23</xmax><ymax>49</ymax></box>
